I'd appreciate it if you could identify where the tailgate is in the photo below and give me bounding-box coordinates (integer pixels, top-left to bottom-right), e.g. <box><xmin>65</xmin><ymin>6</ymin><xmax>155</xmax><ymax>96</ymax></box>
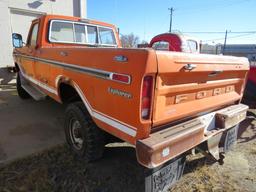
<box><xmin>152</xmin><ymin>51</ymin><xmax>249</xmax><ymax>127</ymax></box>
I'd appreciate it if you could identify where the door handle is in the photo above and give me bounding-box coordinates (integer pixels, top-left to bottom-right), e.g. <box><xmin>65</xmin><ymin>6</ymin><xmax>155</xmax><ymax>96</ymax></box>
<box><xmin>184</xmin><ymin>64</ymin><xmax>197</xmax><ymax>71</ymax></box>
<box><xmin>208</xmin><ymin>70</ymin><xmax>223</xmax><ymax>77</ymax></box>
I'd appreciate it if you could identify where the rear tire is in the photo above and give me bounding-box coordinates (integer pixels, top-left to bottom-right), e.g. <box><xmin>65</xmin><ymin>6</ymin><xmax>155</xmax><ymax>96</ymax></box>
<box><xmin>64</xmin><ymin>101</ymin><xmax>105</xmax><ymax>162</ymax></box>
<box><xmin>16</xmin><ymin>72</ymin><xmax>30</xmax><ymax>99</ymax></box>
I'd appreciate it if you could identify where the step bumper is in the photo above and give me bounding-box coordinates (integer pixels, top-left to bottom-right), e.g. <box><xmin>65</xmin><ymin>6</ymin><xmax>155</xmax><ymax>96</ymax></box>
<box><xmin>136</xmin><ymin>104</ymin><xmax>248</xmax><ymax>168</ymax></box>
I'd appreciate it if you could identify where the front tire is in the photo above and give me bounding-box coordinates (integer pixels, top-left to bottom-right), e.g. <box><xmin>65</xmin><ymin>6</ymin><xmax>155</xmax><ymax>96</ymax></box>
<box><xmin>64</xmin><ymin>101</ymin><xmax>105</xmax><ymax>162</ymax></box>
<box><xmin>16</xmin><ymin>72</ymin><xmax>30</xmax><ymax>99</ymax></box>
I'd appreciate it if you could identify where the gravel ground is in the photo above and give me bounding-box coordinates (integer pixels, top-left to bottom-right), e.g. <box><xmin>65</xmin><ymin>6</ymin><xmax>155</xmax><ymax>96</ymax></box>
<box><xmin>0</xmin><ymin>144</ymin><xmax>145</xmax><ymax>192</ymax></box>
<box><xmin>0</xmin><ymin>108</ymin><xmax>255</xmax><ymax>192</ymax></box>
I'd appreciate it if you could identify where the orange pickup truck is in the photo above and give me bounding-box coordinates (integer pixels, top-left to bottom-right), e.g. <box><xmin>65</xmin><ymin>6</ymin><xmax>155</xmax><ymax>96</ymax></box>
<box><xmin>12</xmin><ymin>14</ymin><xmax>249</xmax><ymax>187</ymax></box>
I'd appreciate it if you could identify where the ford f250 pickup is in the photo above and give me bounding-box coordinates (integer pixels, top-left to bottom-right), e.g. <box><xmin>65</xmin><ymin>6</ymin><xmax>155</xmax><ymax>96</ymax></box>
<box><xmin>12</xmin><ymin>14</ymin><xmax>249</xmax><ymax>189</ymax></box>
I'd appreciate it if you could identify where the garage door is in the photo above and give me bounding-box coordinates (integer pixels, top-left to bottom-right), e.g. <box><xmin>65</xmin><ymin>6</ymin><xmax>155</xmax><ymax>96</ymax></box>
<box><xmin>10</xmin><ymin>9</ymin><xmax>43</xmax><ymax>43</ymax></box>
<box><xmin>1</xmin><ymin>8</ymin><xmax>44</xmax><ymax>67</ymax></box>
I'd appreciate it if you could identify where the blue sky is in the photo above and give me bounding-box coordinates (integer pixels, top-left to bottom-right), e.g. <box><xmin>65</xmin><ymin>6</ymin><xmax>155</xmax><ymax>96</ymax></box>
<box><xmin>88</xmin><ymin>0</ymin><xmax>256</xmax><ymax>44</ymax></box>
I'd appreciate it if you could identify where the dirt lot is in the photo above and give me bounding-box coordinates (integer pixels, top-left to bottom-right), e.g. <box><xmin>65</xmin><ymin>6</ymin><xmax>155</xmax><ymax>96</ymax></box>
<box><xmin>0</xmin><ymin>70</ymin><xmax>256</xmax><ymax>192</ymax></box>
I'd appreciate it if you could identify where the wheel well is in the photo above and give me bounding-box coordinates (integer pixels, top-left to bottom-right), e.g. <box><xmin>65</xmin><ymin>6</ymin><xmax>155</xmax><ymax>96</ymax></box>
<box><xmin>59</xmin><ymin>83</ymin><xmax>81</xmax><ymax>104</ymax></box>
<box><xmin>59</xmin><ymin>83</ymin><xmax>118</xmax><ymax>144</ymax></box>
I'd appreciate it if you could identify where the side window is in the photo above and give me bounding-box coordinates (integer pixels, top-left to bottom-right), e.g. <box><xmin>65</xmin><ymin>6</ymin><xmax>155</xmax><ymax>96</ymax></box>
<box><xmin>87</xmin><ymin>26</ymin><xmax>97</xmax><ymax>44</ymax></box>
<box><xmin>74</xmin><ymin>24</ymin><xmax>86</xmax><ymax>43</ymax></box>
<box><xmin>50</xmin><ymin>21</ymin><xmax>74</xmax><ymax>42</ymax></box>
<box><xmin>29</xmin><ymin>23</ymin><xmax>39</xmax><ymax>47</ymax></box>
<box><xmin>152</xmin><ymin>41</ymin><xmax>169</xmax><ymax>51</ymax></box>
<box><xmin>99</xmin><ymin>27</ymin><xmax>116</xmax><ymax>45</ymax></box>
<box><xmin>187</xmin><ymin>40</ymin><xmax>198</xmax><ymax>53</ymax></box>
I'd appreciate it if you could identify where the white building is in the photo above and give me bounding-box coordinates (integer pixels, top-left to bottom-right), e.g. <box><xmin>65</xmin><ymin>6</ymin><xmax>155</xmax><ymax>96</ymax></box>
<box><xmin>0</xmin><ymin>0</ymin><xmax>87</xmax><ymax>68</ymax></box>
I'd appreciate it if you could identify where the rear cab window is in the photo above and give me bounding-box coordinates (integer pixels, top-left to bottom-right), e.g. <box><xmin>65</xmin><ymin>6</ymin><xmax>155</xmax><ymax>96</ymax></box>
<box><xmin>74</xmin><ymin>24</ymin><xmax>86</xmax><ymax>43</ymax></box>
<box><xmin>87</xmin><ymin>26</ymin><xmax>97</xmax><ymax>44</ymax></box>
<box><xmin>50</xmin><ymin>22</ymin><xmax>74</xmax><ymax>42</ymax></box>
<box><xmin>49</xmin><ymin>20</ymin><xmax>117</xmax><ymax>47</ymax></box>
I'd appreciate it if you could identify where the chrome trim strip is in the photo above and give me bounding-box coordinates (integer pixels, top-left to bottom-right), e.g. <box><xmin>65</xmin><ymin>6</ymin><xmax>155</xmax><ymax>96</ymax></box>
<box><xmin>23</xmin><ymin>72</ymin><xmax>58</xmax><ymax>95</ymax></box>
<box><xmin>14</xmin><ymin>53</ymin><xmax>131</xmax><ymax>84</ymax></box>
<box><xmin>18</xmin><ymin>63</ymin><xmax>58</xmax><ymax>95</ymax></box>
<box><xmin>17</xmin><ymin>65</ymin><xmax>136</xmax><ymax>137</ymax></box>
<box><xmin>73</xmin><ymin>83</ymin><xmax>137</xmax><ymax>137</ymax></box>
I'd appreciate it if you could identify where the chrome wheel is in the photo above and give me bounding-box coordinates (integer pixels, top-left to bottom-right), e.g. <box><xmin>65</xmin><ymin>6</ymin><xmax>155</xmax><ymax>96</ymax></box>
<box><xmin>65</xmin><ymin>102</ymin><xmax>105</xmax><ymax>161</ymax></box>
<box><xmin>69</xmin><ymin>118</ymin><xmax>83</xmax><ymax>150</ymax></box>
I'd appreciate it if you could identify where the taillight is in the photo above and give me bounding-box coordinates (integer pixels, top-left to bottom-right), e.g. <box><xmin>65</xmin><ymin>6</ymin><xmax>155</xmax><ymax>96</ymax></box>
<box><xmin>141</xmin><ymin>76</ymin><xmax>153</xmax><ymax>120</ymax></box>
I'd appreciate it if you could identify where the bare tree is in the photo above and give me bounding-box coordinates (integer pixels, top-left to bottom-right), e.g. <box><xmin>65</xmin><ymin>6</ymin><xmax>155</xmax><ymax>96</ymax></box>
<box><xmin>120</xmin><ymin>33</ymin><xmax>140</xmax><ymax>48</ymax></box>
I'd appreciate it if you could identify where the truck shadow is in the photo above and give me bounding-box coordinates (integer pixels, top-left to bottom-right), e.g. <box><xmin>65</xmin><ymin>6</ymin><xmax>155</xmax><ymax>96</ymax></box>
<box><xmin>242</xmin><ymin>86</ymin><xmax>256</xmax><ymax>109</ymax></box>
<box><xmin>46</xmin><ymin>145</ymin><xmax>146</xmax><ymax>192</ymax></box>
<box><xmin>46</xmin><ymin>145</ymin><xmax>210</xmax><ymax>192</ymax></box>
<box><xmin>237</xmin><ymin>111</ymin><xmax>256</xmax><ymax>144</ymax></box>
<box><xmin>84</xmin><ymin>146</ymin><xmax>145</xmax><ymax>192</ymax></box>
<box><xmin>1</xmin><ymin>143</ymin><xmax>215</xmax><ymax>192</ymax></box>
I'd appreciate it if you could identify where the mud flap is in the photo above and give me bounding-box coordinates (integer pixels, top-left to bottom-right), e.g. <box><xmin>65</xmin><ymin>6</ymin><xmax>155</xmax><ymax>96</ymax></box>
<box><xmin>144</xmin><ymin>156</ymin><xmax>186</xmax><ymax>192</ymax></box>
<box><xmin>206</xmin><ymin>124</ymin><xmax>239</xmax><ymax>162</ymax></box>
<box><xmin>219</xmin><ymin>124</ymin><xmax>239</xmax><ymax>152</ymax></box>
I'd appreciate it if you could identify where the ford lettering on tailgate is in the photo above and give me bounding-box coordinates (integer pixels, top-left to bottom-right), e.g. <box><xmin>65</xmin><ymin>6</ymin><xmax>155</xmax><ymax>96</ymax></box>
<box><xmin>174</xmin><ymin>85</ymin><xmax>235</xmax><ymax>104</ymax></box>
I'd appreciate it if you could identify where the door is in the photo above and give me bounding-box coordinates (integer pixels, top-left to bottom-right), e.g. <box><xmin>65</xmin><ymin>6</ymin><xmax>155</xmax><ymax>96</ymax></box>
<box><xmin>19</xmin><ymin>22</ymin><xmax>39</xmax><ymax>80</ymax></box>
<box><xmin>32</xmin><ymin>22</ymin><xmax>50</xmax><ymax>88</ymax></box>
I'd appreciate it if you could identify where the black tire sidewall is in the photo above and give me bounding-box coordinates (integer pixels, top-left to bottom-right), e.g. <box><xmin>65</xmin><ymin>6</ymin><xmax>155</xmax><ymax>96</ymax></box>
<box><xmin>64</xmin><ymin>103</ymin><xmax>88</xmax><ymax>157</ymax></box>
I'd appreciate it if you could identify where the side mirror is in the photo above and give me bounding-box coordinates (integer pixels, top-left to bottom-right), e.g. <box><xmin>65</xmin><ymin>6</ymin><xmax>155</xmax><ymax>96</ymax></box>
<box><xmin>12</xmin><ymin>33</ymin><xmax>23</xmax><ymax>48</ymax></box>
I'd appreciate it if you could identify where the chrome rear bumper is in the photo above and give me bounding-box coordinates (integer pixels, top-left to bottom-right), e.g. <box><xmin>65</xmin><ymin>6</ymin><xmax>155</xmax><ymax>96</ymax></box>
<box><xmin>136</xmin><ymin>104</ymin><xmax>248</xmax><ymax>168</ymax></box>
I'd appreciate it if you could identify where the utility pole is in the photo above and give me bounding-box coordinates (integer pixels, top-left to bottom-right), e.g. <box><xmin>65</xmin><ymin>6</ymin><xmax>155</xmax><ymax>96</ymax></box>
<box><xmin>223</xmin><ymin>30</ymin><xmax>228</xmax><ymax>54</ymax></box>
<box><xmin>168</xmin><ymin>7</ymin><xmax>174</xmax><ymax>33</ymax></box>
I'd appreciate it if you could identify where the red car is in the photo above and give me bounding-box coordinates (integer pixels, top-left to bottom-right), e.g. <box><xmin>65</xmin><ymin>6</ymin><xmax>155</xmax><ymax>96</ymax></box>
<box><xmin>246</xmin><ymin>64</ymin><xmax>256</xmax><ymax>97</ymax></box>
<box><xmin>149</xmin><ymin>33</ymin><xmax>200</xmax><ymax>53</ymax></box>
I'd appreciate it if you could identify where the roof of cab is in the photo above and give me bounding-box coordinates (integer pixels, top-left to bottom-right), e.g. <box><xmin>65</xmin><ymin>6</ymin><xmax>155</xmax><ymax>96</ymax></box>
<box><xmin>38</xmin><ymin>14</ymin><xmax>116</xmax><ymax>29</ymax></box>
